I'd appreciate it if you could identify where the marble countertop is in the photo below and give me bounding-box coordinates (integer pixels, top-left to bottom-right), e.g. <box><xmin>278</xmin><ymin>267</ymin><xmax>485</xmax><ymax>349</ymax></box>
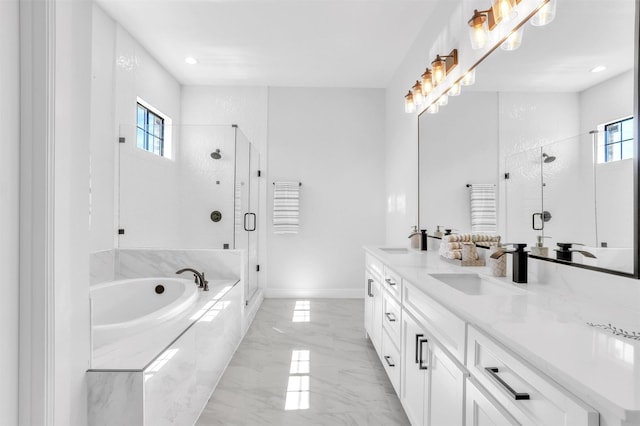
<box><xmin>364</xmin><ymin>246</ymin><xmax>640</xmax><ymax>423</ymax></box>
<box><xmin>90</xmin><ymin>279</ymin><xmax>239</xmax><ymax>371</ymax></box>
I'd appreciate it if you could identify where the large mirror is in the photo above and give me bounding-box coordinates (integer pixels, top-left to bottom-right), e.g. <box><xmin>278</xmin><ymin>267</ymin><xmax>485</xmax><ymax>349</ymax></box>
<box><xmin>419</xmin><ymin>0</ymin><xmax>637</xmax><ymax>276</ymax></box>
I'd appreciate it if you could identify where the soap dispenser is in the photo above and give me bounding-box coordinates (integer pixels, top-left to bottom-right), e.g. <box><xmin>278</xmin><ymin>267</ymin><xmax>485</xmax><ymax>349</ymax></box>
<box><xmin>530</xmin><ymin>235</ymin><xmax>550</xmax><ymax>257</ymax></box>
<box><xmin>434</xmin><ymin>225</ymin><xmax>444</xmax><ymax>238</ymax></box>
<box><xmin>408</xmin><ymin>226</ymin><xmax>420</xmax><ymax>249</ymax></box>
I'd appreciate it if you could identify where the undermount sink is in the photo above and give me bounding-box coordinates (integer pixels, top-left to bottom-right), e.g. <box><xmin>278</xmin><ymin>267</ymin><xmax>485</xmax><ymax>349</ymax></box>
<box><xmin>379</xmin><ymin>248</ymin><xmax>409</xmax><ymax>254</ymax></box>
<box><xmin>429</xmin><ymin>273</ymin><xmax>525</xmax><ymax>296</ymax></box>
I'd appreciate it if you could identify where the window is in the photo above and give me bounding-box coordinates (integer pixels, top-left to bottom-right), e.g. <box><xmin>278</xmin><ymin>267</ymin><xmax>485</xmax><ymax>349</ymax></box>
<box><xmin>603</xmin><ymin>117</ymin><xmax>634</xmax><ymax>163</ymax></box>
<box><xmin>136</xmin><ymin>102</ymin><xmax>165</xmax><ymax>157</ymax></box>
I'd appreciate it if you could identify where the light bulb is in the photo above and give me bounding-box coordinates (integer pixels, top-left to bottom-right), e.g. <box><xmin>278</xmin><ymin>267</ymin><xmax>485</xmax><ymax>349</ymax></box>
<box><xmin>412</xmin><ymin>81</ymin><xmax>424</xmax><ymax>107</ymax></box>
<box><xmin>531</xmin><ymin>0</ymin><xmax>556</xmax><ymax>26</ymax></box>
<box><xmin>461</xmin><ymin>69</ymin><xmax>476</xmax><ymax>86</ymax></box>
<box><xmin>501</xmin><ymin>27</ymin><xmax>524</xmax><ymax>51</ymax></box>
<box><xmin>421</xmin><ymin>69</ymin><xmax>433</xmax><ymax>96</ymax></box>
<box><xmin>437</xmin><ymin>93</ymin><xmax>449</xmax><ymax>106</ymax></box>
<box><xmin>468</xmin><ymin>10</ymin><xmax>489</xmax><ymax>50</ymax></box>
<box><xmin>404</xmin><ymin>91</ymin><xmax>415</xmax><ymax>114</ymax></box>
<box><xmin>449</xmin><ymin>82</ymin><xmax>461</xmax><ymax>96</ymax></box>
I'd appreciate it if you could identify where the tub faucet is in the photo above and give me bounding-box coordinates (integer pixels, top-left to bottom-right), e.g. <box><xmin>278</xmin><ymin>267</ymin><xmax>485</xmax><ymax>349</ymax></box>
<box><xmin>176</xmin><ymin>268</ymin><xmax>209</xmax><ymax>291</ymax></box>
<box><xmin>554</xmin><ymin>243</ymin><xmax>596</xmax><ymax>262</ymax></box>
<box><xmin>490</xmin><ymin>243</ymin><xmax>528</xmax><ymax>284</ymax></box>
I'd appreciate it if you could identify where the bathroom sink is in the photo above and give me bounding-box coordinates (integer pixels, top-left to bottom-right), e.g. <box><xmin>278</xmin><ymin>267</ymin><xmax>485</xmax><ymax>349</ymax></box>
<box><xmin>429</xmin><ymin>273</ymin><xmax>525</xmax><ymax>296</ymax></box>
<box><xmin>379</xmin><ymin>248</ymin><xmax>409</xmax><ymax>254</ymax></box>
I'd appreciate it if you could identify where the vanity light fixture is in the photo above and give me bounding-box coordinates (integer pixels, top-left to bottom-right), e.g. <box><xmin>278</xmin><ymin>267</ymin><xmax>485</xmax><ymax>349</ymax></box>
<box><xmin>530</xmin><ymin>0</ymin><xmax>556</xmax><ymax>26</ymax></box>
<box><xmin>427</xmin><ymin>103</ymin><xmax>439</xmax><ymax>114</ymax></box>
<box><xmin>501</xmin><ymin>27</ymin><xmax>524</xmax><ymax>50</ymax></box>
<box><xmin>461</xmin><ymin>68</ymin><xmax>476</xmax><ymax>86</ymax></box>
<box><xmin>431</xmin><ymin>49</ymin><xmax>458</xmax><ymax>86</ymax></box>
<box><xmin>437</xmin><ymin>93</ymin><xmax>449</xmax><ymax>106</ymax></box>
<box><xmin>404</xmin><ymin>91</ymin><xmax>416</xmax><ymax>113</ymax></box>
<box><xmin>468</xmin><ymin>8</ymin><xmax>497</xmax><ymax>50</ymax></box>
<box><xmin>412</xmin><ymin>80</ymin><xmax>425</xmax><ymax>107</ymax></box>
<box><xmin>185</xmin><ymin>57</ymin><xmax>198</xmax><ymax>65</ymax></box>
<box><xmin>421</xmin><ymin>68</ymin><xmax>434</xmax><ymax>96</ymax></box>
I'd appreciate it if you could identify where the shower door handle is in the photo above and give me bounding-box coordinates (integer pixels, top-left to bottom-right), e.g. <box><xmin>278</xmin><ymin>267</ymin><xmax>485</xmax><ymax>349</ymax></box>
<box><xmin>244</xmin><ymin>213</ymin><xmax>257</xmax><ymax>232</ymax></box>
<box><xmin>532</xmin><ymin>212</ymin><xmax>543</xmax><ymax>230</ymax></box>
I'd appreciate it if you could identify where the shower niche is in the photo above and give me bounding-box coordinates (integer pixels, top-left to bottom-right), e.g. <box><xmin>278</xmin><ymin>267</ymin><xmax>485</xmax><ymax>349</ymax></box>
<box><xmin>117</xmin><ymin>124</ymin><xmax>261</xmax><ymax>301</ymax></box>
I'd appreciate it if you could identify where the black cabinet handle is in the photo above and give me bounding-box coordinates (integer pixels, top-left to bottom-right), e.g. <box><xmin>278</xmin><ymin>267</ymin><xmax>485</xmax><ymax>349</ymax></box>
<box><xmin>385</xmin><ymin>312</ymin><xmax>396</xmax><ymax>322</ymax></box>
<box><xmin>384</xmin><ymin>355</ymin><xmax>395</xmax><ymax>367</ymax></box>
<box><xmin>385</xmin><ymin>278</ymin><xmax>396</xmax><ymax>286</ymax></box>
<box><xmin>418</xmin><ymin>338</ymin><xmax>429</xmax><ymax>370</ymax></box>
<box><xmin>415</xmin><ymin>334</ymin><xmax>424</xmax><ymax>364</ymax></box>
<box><xmin>367</xmin><ymin>279</ymin><xmax>373</xmax><ymax>297</ymax></box>
<box><xmin>485</xmin><ymin>367</ymin><xmax>530</xmax><ymax>400</ymax></box>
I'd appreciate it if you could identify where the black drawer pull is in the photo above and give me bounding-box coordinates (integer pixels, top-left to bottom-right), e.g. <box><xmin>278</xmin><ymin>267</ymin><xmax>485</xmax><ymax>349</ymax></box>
<box><xmin>384</xmin><ymin>355</ymin><xmax>395</xmax><ymax>367</ymax></box>
<box><xmin>418</xmin><ymin>338</ymin><xmax>429</xmax><ymax>370</ymax></box>
<box><xmin>385</xmin><ymin>312</ymin><xmax>396</xmax><ymax>322</ymax></box>
<box><xmin>367</xmin><ymin>279</ymin><xmax>373</xmax><ymax>297</ymax></box>
<box><xmin>415</xmin><ymin>334</ymin><xmax>424</xmax><ymax>364</ymax></box>
<box><xmin>485</xmin><ymin>367</ymin><xmax>530</xmax><ymax>400</ymax></box>
<box><xmin>385</xmin><ymin>278</ymin><xmax>396</xmax><ymax>286</ymax></box>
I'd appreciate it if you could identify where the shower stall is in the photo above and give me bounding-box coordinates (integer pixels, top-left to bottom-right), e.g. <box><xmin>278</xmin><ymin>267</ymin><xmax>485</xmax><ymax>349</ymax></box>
<box><xmin>117</xmin><ymin>124</ymin><xmax>261</xmax><ymax>303</ymax></box>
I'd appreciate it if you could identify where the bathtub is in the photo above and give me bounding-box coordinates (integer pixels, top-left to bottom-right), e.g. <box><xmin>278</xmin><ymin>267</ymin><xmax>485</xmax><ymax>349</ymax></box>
<box><xmin>91</xmin><ymin>277</ymin><xmax>199</xmax><ymax>348</ymax></box>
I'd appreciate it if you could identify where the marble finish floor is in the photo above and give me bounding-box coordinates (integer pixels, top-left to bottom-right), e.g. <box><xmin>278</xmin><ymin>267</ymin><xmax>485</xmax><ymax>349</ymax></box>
<box><xmin>196</xmin><ymin>299</ymin><xmax>409</xmax><ymax>426</ymax></box>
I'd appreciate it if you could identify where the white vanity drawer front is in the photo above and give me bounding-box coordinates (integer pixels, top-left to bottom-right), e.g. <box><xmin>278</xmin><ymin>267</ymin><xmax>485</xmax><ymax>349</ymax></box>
<box><xmin>381</xmin><ymin>328</ymin><xmax>401</xmax><ymax>395</ymax></box>
<box><xmin>467</xmin><ymin>326</ymin><xmax>598</xmax><ymax>426</ymax></box>
<box><xmin>403</xmin><ymin>280</ymin><xmax>466</xmax><ymax>364</ymax></box>
<box><xmin>382</xmin><ymin>291</ymin><xmax>401</xmax><ymax>347</ymax></box>
<box><xmin>383</xmin><ymin>266</ymin><xmax>402</xmax><ymax>300</ymax></box>
<box><xmin>365</xmin><ymin>254</ymin><xmax>384</xmax><ymax>280</ymax></box>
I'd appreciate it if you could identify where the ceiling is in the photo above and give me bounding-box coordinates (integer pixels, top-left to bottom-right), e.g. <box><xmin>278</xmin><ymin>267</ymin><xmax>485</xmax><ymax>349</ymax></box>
<box><xmin>95</xmin><ymin>0</ymin><xmax>443</xmax><ymax>88</ymax></box>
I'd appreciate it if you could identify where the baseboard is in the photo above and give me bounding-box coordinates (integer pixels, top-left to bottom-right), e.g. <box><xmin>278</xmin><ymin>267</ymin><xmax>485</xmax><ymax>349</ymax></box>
<box><xmin>264</xmin><ymin>288</ymin><xmax>364</xmax><ymax>299</ymax></box>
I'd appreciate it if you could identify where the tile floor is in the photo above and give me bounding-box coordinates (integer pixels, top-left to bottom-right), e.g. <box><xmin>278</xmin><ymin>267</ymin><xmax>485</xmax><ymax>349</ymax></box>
<box><xmin>196</xmin><ymin>299</ymin><xmax>410</xmax><ymax>426</ymax></box>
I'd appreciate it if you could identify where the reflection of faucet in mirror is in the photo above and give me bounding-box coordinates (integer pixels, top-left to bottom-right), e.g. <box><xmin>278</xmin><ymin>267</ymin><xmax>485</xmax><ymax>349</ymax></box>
<box><xmin>554</xmin><ymin>243</ymin><xmax>596</xmax><ymax>262</ymax></box>
<box><xmin>489</xmin><ymin>243</ymin><xmax>528</xmax><ymax>284</ymax></box>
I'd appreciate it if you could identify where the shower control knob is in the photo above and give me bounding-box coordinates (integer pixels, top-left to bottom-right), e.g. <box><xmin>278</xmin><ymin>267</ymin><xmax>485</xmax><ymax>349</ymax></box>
<box><xmin>210</xmin><ymin>211</ymin><xmax>222</xmax><ymax>222</ymax></box>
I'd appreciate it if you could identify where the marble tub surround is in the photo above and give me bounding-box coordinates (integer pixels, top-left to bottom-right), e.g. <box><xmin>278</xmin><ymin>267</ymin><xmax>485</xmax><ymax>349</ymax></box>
<box><xmin>365</xmin><ymin>246</ymin><xmax>640</xmax><ymax>425</ymax></box>
<box><xmin>116</xmin><ymin>249</ymin><xmax>242</xmax><ymax>281</ymax></box>
<box><xmin>196</xmin><ymin>299</ymin><xmax>409</xmax><ymax>426</ymax></box>
<box><xmin>90</xmin><ymin>249</ymin><xmax>116</xmax><ymax>285</ymax></box>
<box><xmin>91</xmin><ymin>279</ymin><xmax>239</xmax><ymax>370</ymax></box>
<box><xmin>88</xmin><ymin>282</ymin><xmax>244</xmax><ymax>426</ymax></box>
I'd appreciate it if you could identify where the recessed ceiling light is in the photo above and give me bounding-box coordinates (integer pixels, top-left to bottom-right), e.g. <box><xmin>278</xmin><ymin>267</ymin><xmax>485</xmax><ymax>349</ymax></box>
<box><xmin>185</xmin><ymin>57</ymin><xmax>198</xmax><ymax>65</ymax></box>
<box><xmin>590</xmin><ymin>65</ymin><xmax>606</xmax><ymax>73</ymax></box>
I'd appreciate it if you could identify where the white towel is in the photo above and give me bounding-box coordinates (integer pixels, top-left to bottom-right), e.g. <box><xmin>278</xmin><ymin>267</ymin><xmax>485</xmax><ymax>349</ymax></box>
<box><xmin>469</xmin><ymin>184</ymin><xmax>497</xmax><ymax>234</ymax></box>
<box><xmin>273</xmin><ymin>181</ymin><xmax>300</xmax><ymax>234</ymax></box>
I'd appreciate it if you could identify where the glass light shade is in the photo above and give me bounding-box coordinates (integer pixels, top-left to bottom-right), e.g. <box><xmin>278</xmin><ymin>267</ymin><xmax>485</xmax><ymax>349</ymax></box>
<box><xmin>404</xmin><ymin>92</ymin><xmax>415</xmax><ymax>114</ymax></box>
<box><xmin>421</xmin><ymin>69</ymin><xmax>433</xmax><ymax>96</ymax></box>
<box><xmin>468</xmin><ymin>12</ymin><xmax>488</xmax><ymax>50</ymax></box>
<box><xmin>501</xmin><ymin>27</ymin><xmax>524</xmax><ymax>51</ymax></box>
<box><xmin>412</xmin><ymin>81</ymin><xmax>424</xmax><ymax>107</ymax></box>
<box><xmin>431</xmin><ymin>57</ymin><xmax>446</xmax><ymax>86</ymax></box>
<box><xmin>531</xmin><ymin>0</ymin><xmax>556</xmax><ymax>26</ymax></box>
<box><xmin>437</xmin><ymin>93</ymin><xmax>449</xmax><ymax>106</ymax></box>
<box><xmin>449</xmin><ymin>82</ymin><xmax>461</xmax><ymax>96</ymax></box>
<box><xmin>461</xmin><ymin>68</ymin><xmax>476</xmax><ymax>86</ymax></box>
<box><xmin>427</xmin><ymin>103</ymin><xmax>439</xmax><ymax>114</ymax></box>
<box><xmin>493</xmin><ymin>0</ymin><xmax>516</xmax><ymax>24</ymax></box>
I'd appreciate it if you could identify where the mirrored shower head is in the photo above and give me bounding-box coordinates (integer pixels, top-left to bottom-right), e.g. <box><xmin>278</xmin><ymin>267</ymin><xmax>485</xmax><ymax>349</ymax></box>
<box><xmin>542</xmin><ymin>153</ymin><xmax>556</xmax><ymax>163</ymax></box>
<box><xmin>210</xmin><ymin>149</ymin><xmax>222</xmax><ymax>160</ymax></box>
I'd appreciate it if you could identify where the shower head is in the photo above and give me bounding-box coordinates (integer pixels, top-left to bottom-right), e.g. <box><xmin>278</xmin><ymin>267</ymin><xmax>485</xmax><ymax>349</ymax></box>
<box><xmin>542</xmin><ymin>153</ymin><xmax>556</xmax><ymax>163</ymax></box>
<box><xmin>210</xmin><ymin>149</ymin><xmax>222</xmax><ymax>160</ymax></box>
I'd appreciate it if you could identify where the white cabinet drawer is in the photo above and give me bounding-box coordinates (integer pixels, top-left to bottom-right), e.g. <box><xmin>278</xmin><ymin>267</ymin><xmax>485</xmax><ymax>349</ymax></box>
<box><xmin>383</xmin><ymin>266</ymin><xmax>402</xmax><ymax>300</ymax></box>
<box><xmin>403</xmin><ymin>280</ymin><xmax>466</xmax><ymax>364</ymax></box>
<box><xmin>381</xmin><ymin>328</ymin><xmax>401</xmax><ymax>395</ymax></box>
<box><xmin>467</xmin><ymin>326</ymin><xmax>599</xmax><ymax>426</ymax></box>
<box><xmin>366</xmin><ymin>253</ymin><xmax>384</xmax><ymax>280</ymax></box>
<box><xmin>382</xmin><ymin>291</ymin><xmax>401</xmax><ymax>348</ymax></box>
<box><xmin>465</xmin><ymin>377</ymin><xmax>519</xmax><ymax>426</ymax></box>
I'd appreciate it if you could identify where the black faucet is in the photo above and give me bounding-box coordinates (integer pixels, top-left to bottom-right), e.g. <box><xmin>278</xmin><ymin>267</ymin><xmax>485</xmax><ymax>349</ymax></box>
<box><xmin>555</xmin><ymin>243</ymin><xmax>596</xmax><ymax>262</ymax></box>
<box><xmin>490</xmin><ymin>243</ymin><xmax>528</xmax><ymax>284</ymax></box>
<box><xmin>176</xmin><ymin>268</ymin><xmax>209</xmax><ymax>291</ymax></box>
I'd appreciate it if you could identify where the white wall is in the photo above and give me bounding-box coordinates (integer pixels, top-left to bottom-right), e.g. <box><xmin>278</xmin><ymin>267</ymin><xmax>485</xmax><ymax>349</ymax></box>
<box><xmin>266</xmin><ymin>87</ymin><xmax>386</xmax><ymax>297</ymax></box>
<box><xmin>0</xmin><ymin>1</ymin><xmax>19</xmax><ymax>424</ymax></box>
<box><xmin>580</xmin><ymin>69</ymin><xmax>634</xmax><ymax>134</ymax></box>
<box><xmin>419</xmin><ymin>92</ymin><xmax>499</xmax><ymax>233</ymax></box>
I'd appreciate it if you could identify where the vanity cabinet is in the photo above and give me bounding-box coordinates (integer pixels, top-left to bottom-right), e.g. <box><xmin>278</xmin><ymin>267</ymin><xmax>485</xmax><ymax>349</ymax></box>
<box><xmin>466</xmin><ymin>326</ymin><xmax>599</xmax><ymax>426</ymax></box>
